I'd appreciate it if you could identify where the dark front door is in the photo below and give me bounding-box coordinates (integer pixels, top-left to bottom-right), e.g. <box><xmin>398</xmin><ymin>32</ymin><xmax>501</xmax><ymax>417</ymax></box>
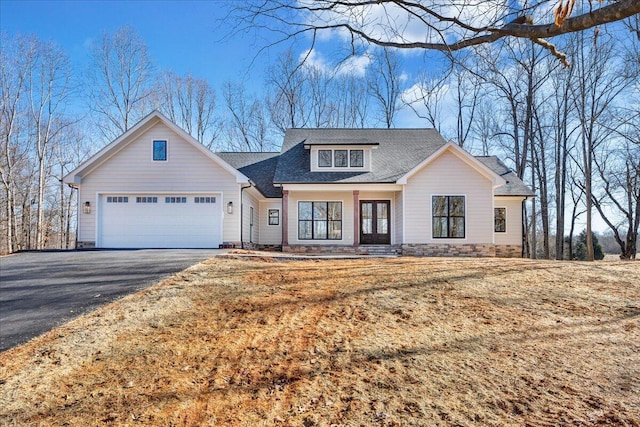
<box><xmin>360</xmin><ymin>200</ymin><xmax>391</xmax><ymax>244</ymax></box>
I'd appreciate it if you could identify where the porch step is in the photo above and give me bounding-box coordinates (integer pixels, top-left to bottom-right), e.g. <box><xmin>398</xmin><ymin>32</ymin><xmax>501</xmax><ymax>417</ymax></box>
<box><xmin>355</xmin><ymin>245</ymin><xmax>402</xmax><ymax>256</ymax></box>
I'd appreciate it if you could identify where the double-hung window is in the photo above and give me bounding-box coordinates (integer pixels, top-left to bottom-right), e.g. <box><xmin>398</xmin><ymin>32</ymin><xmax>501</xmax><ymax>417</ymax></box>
<box><xmin>432</xmin><ymin>196</ymin><xmax>465</xmax><ymax>238</ymax></box>
<box><xmin>298</xmin><ymin>201</ymin><xmax>342</xmax><ymax>240</ymax></box>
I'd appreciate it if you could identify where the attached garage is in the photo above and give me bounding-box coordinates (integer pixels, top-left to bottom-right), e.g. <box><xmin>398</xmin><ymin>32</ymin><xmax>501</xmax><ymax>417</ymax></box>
<box><xmin>97</xmin><ymin>193</ymin><xmax>223</xmax><ymax>248</ymax></box>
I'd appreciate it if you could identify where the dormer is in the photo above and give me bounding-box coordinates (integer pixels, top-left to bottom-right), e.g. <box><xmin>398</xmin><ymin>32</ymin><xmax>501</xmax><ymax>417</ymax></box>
<box><xmin>305</xmin><ymin>139</ymin><xmax>379</xmax><ymax>172</ymax></box>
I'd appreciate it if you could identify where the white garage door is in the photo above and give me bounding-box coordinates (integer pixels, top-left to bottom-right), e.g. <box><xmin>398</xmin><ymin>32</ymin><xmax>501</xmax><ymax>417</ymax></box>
<box><xmin>98</xmin><ymin>194</ymin><xmax>222</xmax><ymax>248</ymax></box>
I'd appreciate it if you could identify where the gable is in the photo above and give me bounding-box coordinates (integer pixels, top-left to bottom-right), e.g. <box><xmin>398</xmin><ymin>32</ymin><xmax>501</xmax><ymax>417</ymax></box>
<box><xmin>397</xmin><ymin>142</ymin><xmax>506</xmax><ymax>187</ymax></box>
<box><xmin>64</xmin><ymin>111</ymin><xmax>247</xmax><ymax>185</ymax></box>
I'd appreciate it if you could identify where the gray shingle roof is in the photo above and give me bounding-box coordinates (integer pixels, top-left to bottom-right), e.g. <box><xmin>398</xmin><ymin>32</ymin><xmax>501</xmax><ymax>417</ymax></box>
<box><xmin>275</xmin><ymin>128</ymin><xmax>448</xmax><ymax>183</ymax></box>
<box><xmin>217</xmin><ymin>130</ymin><xmax>533</xmax><ymax>199</ymax></box>
<box><xmin>475</xmin><ymin>156</ymin><xmax>535</xmax><ymax>197</ymax></box>
<box><xmin>216</xmin><ymin>152</ymin><xmax>282</xmax><ymax>198</ymax></box>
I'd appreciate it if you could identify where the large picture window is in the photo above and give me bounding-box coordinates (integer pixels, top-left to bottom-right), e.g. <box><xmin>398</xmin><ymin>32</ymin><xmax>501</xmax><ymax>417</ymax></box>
<box><xmin>432</xmin><ymin>195</ymin><xmax>465</xmax><ymax>238</ymax></box>
<box><xmin>298</xmin><ymin>201</ymin><xmax>342</xmax><ymax>240</ymax></box>
<box><xmin>494</xmin><ymin>207</ymin><xmax>506</xmax><ymax>232</ymax></box>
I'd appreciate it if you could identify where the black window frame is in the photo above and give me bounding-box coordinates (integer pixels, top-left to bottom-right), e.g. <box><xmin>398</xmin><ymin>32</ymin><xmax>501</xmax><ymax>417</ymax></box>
<box><xmin>494</xmin><ymin>207</ymin><xmax>506</xmax><ymax>233</ymax></box>
<box><xmin>268</xmin><ymin>209</ymin><xmax>280</xmax><ymax>226</ymax></box>
<box><xmin>298</xmin><ymin>201</ymin><xmax>342</xmax><ymax>240</ymax></box>
<box><xmin>153</xmin><ymin>140</ymin><xmax>167</xmax><ymax>161</ymax></box>
<box><xmin>432</xmin><ymin>195</ymin><xmax>465</xmax><ymax>239</ymax></box>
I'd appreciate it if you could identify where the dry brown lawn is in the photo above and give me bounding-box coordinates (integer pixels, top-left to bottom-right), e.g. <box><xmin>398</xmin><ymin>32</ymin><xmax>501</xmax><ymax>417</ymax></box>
<box><xmin>1</xmin><ymin>256</ymin><xmax>639</xmax><ymax>426</ymax></box>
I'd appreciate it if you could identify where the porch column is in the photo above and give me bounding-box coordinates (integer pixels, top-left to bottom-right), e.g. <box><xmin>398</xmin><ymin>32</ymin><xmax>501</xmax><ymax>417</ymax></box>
<box><xmin>282</xmin><ymin>190</ymin><xmax>289</xmax><ymax>246</ymax></box>
<box><xmin>353</xmin><ymin>190</ymin><xmax>359</xmax><ymax>246</ymax></box>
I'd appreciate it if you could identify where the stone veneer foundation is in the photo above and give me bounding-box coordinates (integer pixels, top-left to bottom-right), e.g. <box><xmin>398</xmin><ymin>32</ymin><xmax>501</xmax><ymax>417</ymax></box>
<box><xmin>495</xmin><ymin>244</ymin><xmax>523</xmax><ymax>258</ymax></box>
<box><xmin>401</xmin><ymin>243</ymin><xmax>496</xmax><ymax>257</ymax></box>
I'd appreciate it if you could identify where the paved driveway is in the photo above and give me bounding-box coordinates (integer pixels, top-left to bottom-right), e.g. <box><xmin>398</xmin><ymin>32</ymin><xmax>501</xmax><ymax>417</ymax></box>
<box><xmin>0</xmin><ymin>249</ymin><xmax>221</xmax><ymax>351</ymax></box>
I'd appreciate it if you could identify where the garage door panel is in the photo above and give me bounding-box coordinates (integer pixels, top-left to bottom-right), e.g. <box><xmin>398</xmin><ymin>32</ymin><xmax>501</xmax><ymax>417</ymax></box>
<box><xmin>99</xmin><ymin>194</ymin><xmax>222</xmax><ymax>248</ymax></box>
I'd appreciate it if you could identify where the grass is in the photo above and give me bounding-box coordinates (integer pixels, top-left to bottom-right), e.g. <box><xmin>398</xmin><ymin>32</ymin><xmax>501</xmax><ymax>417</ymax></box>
<box><xmin>1</xmin><ymin>256</ymin><xmax>639</xmax><ymax>426</ymax></box>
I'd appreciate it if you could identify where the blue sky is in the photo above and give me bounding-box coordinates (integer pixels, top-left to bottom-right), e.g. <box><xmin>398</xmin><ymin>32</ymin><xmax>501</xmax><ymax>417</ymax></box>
<box><xmin>0</xmin><ymin>0</ymin><xmax>284</xmax><ymax>92</ymax></box>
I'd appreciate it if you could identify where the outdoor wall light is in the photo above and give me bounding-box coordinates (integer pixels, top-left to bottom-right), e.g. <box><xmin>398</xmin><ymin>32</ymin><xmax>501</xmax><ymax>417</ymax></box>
<box><xmin>227</xmin><ymin>201</ymin><xmax>233</xmax><ymax>214</ymax></box>
<box><xmin>83</xmin><ymin>201</ymin><xmax>91</xmax><ymax>214</ymax></box>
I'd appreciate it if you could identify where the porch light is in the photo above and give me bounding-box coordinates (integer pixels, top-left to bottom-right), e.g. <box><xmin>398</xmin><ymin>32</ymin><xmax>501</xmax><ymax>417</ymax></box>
<box><xmin>83</xmin><ymin>201</ymin><xmax>91</xmax><ymax>214</ymax></box>
<box><xmin>227</xmin><ymin>201</ymin><xmax>233</xmax><ymax>214</ymax></box>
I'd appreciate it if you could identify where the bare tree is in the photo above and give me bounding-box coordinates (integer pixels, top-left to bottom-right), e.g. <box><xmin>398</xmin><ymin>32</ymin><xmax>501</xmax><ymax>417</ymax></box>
<box><xmin>570</xmin><ymin>30</ymin><xmax>632</xmax><ymax>261</ymax></box>
<box><xmin>154</xmin><ymin>71</ymin><xmax>220</xmax><ymax>148</ymax></box>
<box><xmin>86</xmin><ymin>26</ymin><xmax>153</xmax><ymax>142</ymax></box>
<box><xmin>222</xmin><ymin>81</ymin><xmax>272</xmax><ymax>152</ymax></box>
<box><xmin>233</xmin><ymin>0</ymin><xmax>640</xmax><ymax>66</ymax></box>
<box><xmin>0</xmin><ymin>33</ymin><xmax>33</xmax><ymax>253</ymax></box>
<box><xmin>367</xmin><ymin>47</ymin><xmax>404</xmax><ymax>128</ymax></box>
<box><xmin>26</xmin><ymin>39</ymin><xmax>73</xmax><ymax>249</ymax></box>
<box><xmin>266</xmin><ymin>50</ymin><xmax>310</xmax><ymax>134</ymax></box>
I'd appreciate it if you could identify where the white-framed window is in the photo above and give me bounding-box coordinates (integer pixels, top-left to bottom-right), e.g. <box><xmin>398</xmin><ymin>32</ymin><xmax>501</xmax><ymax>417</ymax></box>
<box><xmin>153</xmin><ymin>140</ymin><xmax>167</xmax><ymax>161</ymax></box>
<box><xmin>318</xmin><ymin>150</ymin><xmax>332</xmax><ymax>167</ymax></box>
<box><xmin>494</xmin><ymin>207</ymin><xmax>506</xmax><ymax>232</ymax></box>
<box><xmin>165</xmin><ymin>196</ymin><xmax>187</xmax><ymax>203</ymax></box>
<box><xmin>298</xmin><ymin>201</ymin><xmax>342</xmax><ymax>240</ymax></box>
<box><xmin>106</xmin><ymin>196</ymin><xmax>129</xmax><ymax>203</ymax></box>
<box><xmin>316</xmin><ymin>149</ymin><xmax>365</xmax><ymax>168</ymax></box>
<box><xmin>432</xmin><ymin>195</ymin><xmax>465</xmax><ymax>238</ymax></box>
<box><xmin>350</xmin><ymin>150</ymin><xmax>364</xmax><ymax>167</ymax></box>
<box><xmin>136</xmin><ymin>196</ymin><xmax>158</xmax><ymax>203</ymax></box>
<box><xmin>268</xmin><ymin>209</ymin><xmax>280</xmax><ymax>225</ymax></box>
<box><xmin>194</xmin><ymin>197</ymin><xmax>216</xmax><ymax>203</ymax></box>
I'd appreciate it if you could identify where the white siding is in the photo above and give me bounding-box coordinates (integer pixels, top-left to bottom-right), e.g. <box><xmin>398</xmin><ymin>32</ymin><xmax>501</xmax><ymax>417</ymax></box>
<box><xmin>242</xmin><ymin>191</ymin><xmax>260</xmax><ymax>245</ymax></box>
<box><xmin>494</xmin><ymin>197</ymin><xmax>524</xmax><ymax>245</ymax></box>
<box><xmin>394</xmin><ymin>190</ymin><xmax>403</xmax><ymax>245</ymax></box>
<box><xmin>77</xmin><ymin>122</ymin><xmax>240</xmax><ymax>243</ymax></box>
<box><xmin>404</xmin><ymin>150</ymin><xmax>494</xmax><ymax>244</ymax></box>
<box><xmin>259</xmin><ymin>200</ymin><xmax>283</xmax><ymax>245</ymax></box>
<box><xmin>287</xmin><ymin>191</ymin><xmax>354</xmax><ymax>245</ymax></box>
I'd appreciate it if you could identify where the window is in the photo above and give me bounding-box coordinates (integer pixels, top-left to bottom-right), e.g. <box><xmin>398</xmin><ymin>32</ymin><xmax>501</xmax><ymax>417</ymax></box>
<box><xmin>153</xmin><ymin>140</ymin><xmax>167</xmax><ymax>161</ymax></box>
<box><xmin>298</xmin><ymin>201</ymin><xmax>342</xmax><ymax>240</ymax></box>
<box><xmin>318</xmin><ymin>150</ymin><xmax>332</xmax><ymax>167</ymax></box>
<box><xmin>194</xmin><ymin>197</ymin><xmax>216</xmax><ymax>203</ymax></box>
<box><xmin>350</xmin><ymin>150</ymin><xmax>364</xmax><ymax>167</ymax></box>
<box><xmin>334</xmin><ymin>150</ymin><xmax>348</xmax><ymax>167</ymax></box>
<box><xmin>106</xmin><ymin>196</ymin><xmax>128</xmax><ymax>203</ymax></box>
<box><xmin>432</xmin><ymin>196</ymin><xmax>465</xmax><ymax>238</ymax></box>
<box><xmin>165</xmin><ymin>196</ymin><xmax>187</xmax><ymax>203</ymax></box>
<box><xmin>268</xmin><ymin>209</ymin><xmax>279</xmax><ymax>225</ymax></box>
<box><xmin>495</xmin><ymin>207</ymin><xmax>506</xmax><ymax>232</ymax></box>
<box><xmin>136</xmin><ymin>196</ymin><xmax>158</xmax><ymax>203</ymax></box>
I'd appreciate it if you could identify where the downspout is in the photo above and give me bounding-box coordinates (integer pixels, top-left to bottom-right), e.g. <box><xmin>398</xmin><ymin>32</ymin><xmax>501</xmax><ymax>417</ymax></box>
<box><xmin>522</xmin><ymin>196</ymin><xmax>530</xmax><ymax>258</ymax></box>
<box><xmin>67</xmin><ymin>183</ymin><xmax>78</xmax><ymax>249</ymax></box>
<box><xmin>240</xmin><ymin>182</ymin><xmax>253</xmax><ymax>249</ymax></box>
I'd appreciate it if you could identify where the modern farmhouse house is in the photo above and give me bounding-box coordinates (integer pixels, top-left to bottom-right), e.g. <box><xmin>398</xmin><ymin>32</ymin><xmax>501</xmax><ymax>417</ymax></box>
<box><xmin>64</xmin><ymin>111</ymin><xmax>533</xmax><ymax>257</ymax></box>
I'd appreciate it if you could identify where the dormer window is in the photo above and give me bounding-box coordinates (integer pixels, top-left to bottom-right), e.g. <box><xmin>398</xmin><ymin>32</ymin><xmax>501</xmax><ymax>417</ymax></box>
<box><xmin>319</xmin><ymin>150</ymin><xmax>332</xmax><ymax>167</ymax></box>
<box><xmin>335</xmin><ymin>150</ymin><xmax>348</xmax><ymax>167</ymax></box>
<box><xmin>350</xmin><ymin>150</ymin><xmax>364</xmax><ymax>167</ymax></box>
<box><xmin>315</xmin><ymin>148</ymin><xmax>366</xmax><ymax>169</ymax></box>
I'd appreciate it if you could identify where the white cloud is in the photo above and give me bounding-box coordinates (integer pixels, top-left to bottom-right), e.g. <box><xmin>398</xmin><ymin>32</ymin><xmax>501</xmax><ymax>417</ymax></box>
<box><xmin>298</xmin><ymin>0</ymin><xmax>511</xmax><ymax>48</ymax></box>
<box><xmin>299</xmin><ymin>48</ymin><xmax>371</xmax><ymax>77</ymax></box>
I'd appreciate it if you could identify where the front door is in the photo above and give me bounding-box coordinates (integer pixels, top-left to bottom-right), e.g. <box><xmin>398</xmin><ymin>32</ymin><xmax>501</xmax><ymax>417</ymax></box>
<box><xmin>360</xmin><ymin>200</ymin><xmax>391</xmax><ymax>244</ymax></box>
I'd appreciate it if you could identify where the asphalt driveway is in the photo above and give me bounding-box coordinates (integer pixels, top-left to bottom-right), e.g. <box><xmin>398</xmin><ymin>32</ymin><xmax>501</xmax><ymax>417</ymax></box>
<box><xmin>0</xmin><ymin>249</ymin><xmax>221</xmax><ymax>351</ymax></box>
